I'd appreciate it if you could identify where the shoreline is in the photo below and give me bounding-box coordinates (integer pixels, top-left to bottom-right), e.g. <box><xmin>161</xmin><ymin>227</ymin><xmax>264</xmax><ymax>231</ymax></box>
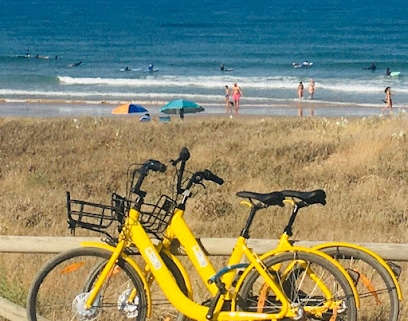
<box><xmin>0</xmin><ymin>99</ymin><xmax>404</xmax><ymax>119</ymax></box>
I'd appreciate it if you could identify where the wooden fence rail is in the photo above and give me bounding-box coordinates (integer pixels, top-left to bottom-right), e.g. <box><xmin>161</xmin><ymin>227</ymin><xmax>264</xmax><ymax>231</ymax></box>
<box><xmin>0</xmin><ymin>235</ymin><xmax>407</xmax><ymax>321</ymax></box>
<box><xmin>0</xmin><ymin>235</ymin><xmax>407</xmax><ymax>261</ymax></box>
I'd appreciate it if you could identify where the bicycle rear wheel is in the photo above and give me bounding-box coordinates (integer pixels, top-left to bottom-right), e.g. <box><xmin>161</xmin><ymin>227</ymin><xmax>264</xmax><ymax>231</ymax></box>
<box><xmin>27</xmin><ymin>247</ymin><xmax>148</xmax><ymax>321</ymax></box>
<box><xmin>237</xmin><ymin>251</ymin><xmax>358</xmax><ymax>321</ymax></box>
<box><xmin>321</xmin><ymin>246</ymin><xmax>400</xmax><ymax>321</ymax></box>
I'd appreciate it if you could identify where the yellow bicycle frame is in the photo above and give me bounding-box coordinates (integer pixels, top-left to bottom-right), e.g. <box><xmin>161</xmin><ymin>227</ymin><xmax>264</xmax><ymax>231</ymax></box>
<box><xmin>82</xmin><ymin>201</ymin><xmax>359</xmax><ymax>321</ymax></box>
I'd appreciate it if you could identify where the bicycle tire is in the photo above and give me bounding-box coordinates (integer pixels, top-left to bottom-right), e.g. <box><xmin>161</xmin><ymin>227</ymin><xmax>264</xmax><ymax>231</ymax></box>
<box><xmin>83</xmin><ymin>251</ymin><xmax>190</xmax><ymax>321</ymax></box>
<box><xmin>27</xmin><ymin>247</ymin><xmax>148</xmax><ymax>321</ymax></box>
<box><xmin>321</xmin><ymin>246</ymin><xmax>400</xmax><ymax>321</ymax></box>
<box><xmin>237</xmin><ymin>251</ymin><xmax>358</xmax><ymax>321</ymax></box>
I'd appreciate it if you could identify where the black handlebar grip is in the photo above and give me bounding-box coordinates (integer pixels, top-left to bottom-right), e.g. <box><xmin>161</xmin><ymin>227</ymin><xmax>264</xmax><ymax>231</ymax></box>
<box><xmin>132</xmin><ymin>159</ymin><xmax>166</xmax><ymax>195</ymax></box>
<box><xmin>179</xmin><ymin>147</ymin><xmax>191</xmax><ymax>162</ymax></box>
<box><xmin>171</xmin><ymin>147</ymin><xmax>191</xmax><ymax>166</ymax></box>
<box><xmin>144</xmin><ymin>159</ymin><xmax>167</xmax><ymax>173</ymax></box>
<box><xmin>204</xmin><ymin>170</ymin><xmax>224</xmax><ymax>185</ymax></box>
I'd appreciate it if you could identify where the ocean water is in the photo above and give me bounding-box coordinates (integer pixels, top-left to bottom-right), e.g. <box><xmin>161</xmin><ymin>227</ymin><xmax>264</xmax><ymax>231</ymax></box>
<box><xmin>1</xmin><ymin>0</ymin><xmax>408</xmax><ymax>116</ymax></box>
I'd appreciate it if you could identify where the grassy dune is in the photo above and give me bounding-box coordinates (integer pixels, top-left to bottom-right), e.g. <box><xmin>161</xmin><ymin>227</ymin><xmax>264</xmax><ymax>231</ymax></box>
<box><xmin>0</xmin><ymin>115</ymin><xmax>407</xmax><ymax>315</ymax></box>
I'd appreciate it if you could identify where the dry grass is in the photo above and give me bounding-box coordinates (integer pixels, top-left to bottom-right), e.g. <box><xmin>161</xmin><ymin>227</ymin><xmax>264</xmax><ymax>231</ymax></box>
<box><xmin>0</xmin><ymin>115</ymin><xmax>407</xmax><ymax>316</ymax></box>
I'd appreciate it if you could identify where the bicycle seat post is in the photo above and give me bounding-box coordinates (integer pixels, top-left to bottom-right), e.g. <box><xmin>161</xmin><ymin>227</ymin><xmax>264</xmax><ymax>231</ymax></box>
<box><xmin>283</xmin><ymin>203</ymin><xmax>301</xmax><ymax>237</ymax></box>
<box><xmin>240</xmin><ymin>203</ymin><xmax>261</xmax><ymax>239</ymax></box>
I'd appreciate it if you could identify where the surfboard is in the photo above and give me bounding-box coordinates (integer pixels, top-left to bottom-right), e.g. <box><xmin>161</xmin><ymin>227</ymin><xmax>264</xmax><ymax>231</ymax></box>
<box><xmin>143</xmin><ymin>69</ymin><xmax>159</xmax><ymax>73</ymax></box>
<box><xmin>68</xmin><ymin>62</ymin><xmax>83</xmax><ymax>67</ymax></box>
<box><xmin>293</xmin><ymin>62</ymin><xmax>313</xmax><ymax>68</ymax></box>
<box><xmin>120</xmin><ymin>68</ymin><xmax>141</xmax><ymax>72</ymax></box>
<box><xmin>389</xmin><ymin>71</ymin><xmax>400</xmax><ymax>77</ymax></box>
<box><xmin>221</xmin><ymin>69</ymin><xmax>234</xmax><ymax>72</ymax></box>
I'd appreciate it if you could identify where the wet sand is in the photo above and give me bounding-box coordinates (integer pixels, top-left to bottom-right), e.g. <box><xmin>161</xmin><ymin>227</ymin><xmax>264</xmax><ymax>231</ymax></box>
<box><xmin>0</xmin><ymin>100</ymin><xmax>403</xmax><ymax>119</ymax></box>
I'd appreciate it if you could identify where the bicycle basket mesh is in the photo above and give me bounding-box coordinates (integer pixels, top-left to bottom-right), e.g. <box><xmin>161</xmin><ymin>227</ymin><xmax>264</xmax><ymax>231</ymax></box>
<box><xmin>67</xmin><ymin>192</ymin><xmax>127</xmax><ymax>233</ymax></box>
<box><xmin>138</xmin><ymin>195</ymin><xmax>175</xmax><ymax>238</ymax></box>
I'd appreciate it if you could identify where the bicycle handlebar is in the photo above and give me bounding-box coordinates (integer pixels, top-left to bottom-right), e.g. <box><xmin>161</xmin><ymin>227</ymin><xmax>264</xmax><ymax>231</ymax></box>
<box><xmin>170</xmin><ymin>146</ymin><xmax>190</xmax><ymax>166</ymax></box>
<box><xmin>171</xmin><ymin>147</ymin><xmax>191</xmax><ymax>194</ymax></box>
<box><xmin>185</xmin><ymin>169</ymin><xmax>224</xmax><ymax>190</ymax></box>
<box><xmin>131</xmin><ymin>159</ymin><xmax>167</xmax><ymax>196</ymax></box>
<box><xmin>170</xmin><ymin>147</ymin><xmax>224</xmax><ymax>202</ymax></box>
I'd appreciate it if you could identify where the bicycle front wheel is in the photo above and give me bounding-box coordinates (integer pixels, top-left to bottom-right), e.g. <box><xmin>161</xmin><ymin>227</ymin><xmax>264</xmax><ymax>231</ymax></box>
<box><xmin>83</xmin><ymin>251</ymin><xmax>190</xmax><ymax>321</ymax></box>
<box><xmin>237</xmin><ymin>251</ymin><xmax>358</xmax><ymax>321</ymax></box>
<box><xmin>321</xmin><ymin>246</ymin><xmax>400</xmax><ymax>321</ymax></box>
<box><xmin>27</xmin><ymin>247</ymin><xmax>148</xmax><ymax>321</ymax></box>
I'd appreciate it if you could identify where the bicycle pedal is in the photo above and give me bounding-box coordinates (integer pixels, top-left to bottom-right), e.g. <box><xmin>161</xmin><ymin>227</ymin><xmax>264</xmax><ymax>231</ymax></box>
<box><xmin>201</xmin><ymin>298</ymin><xmax>212</xmax><ymax>307</ymax></box>
<box><xmin>387</xmin><ymin>261</ymin><xmax>402</xmax><ymax>279</ymax></box>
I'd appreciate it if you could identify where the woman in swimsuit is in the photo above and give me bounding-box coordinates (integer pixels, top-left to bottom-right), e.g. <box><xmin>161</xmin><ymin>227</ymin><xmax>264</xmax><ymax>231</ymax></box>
<box><xmin>225</xmin><ymin>85</ymin><xmax>232</xmax><ymax>114</ymax></box>
<box><xmin>382</xmin><ymin>87</ymin><xmax>392</xmax><ymax>115</ymax></box>
<box><xmin>297</xmin><ymin>82</ymin><xmax>304</xmax><ymax>99</ymax></box>
<box><xmin>308</xmin><ymin>79</ymin><xmax>315</xmax><ymax>99</ymax></box>
<box><xmin>232</xmin><ymin>83</ymin><xmax>243</xmax><ymax>115</ymax></box>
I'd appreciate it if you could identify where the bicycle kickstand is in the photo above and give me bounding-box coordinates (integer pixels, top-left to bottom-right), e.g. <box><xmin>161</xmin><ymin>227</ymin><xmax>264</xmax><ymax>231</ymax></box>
<box><xmin>206</xmin><ymin>278</ymin><xmax>227</xmax><ymax>320</ymax></box>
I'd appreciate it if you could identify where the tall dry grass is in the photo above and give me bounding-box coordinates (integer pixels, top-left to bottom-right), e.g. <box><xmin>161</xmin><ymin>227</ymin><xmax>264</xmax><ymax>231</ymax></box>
<box><xmin>0</xmin><ymin>115</ymin><xmax>407</xmax><ymax>315</ymax></box>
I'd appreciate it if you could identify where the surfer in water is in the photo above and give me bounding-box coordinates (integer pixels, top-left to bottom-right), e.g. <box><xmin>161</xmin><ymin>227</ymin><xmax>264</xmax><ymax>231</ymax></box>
<box><xmin>148</xmin><ymin>62</ymin><xmax>154</xmax><ymax>71</ymax></box>
<box><xmin>220</xmin><ymin>64</ymin><xmax>225</xmax><ymax>71</ymax></box>
<box><xmin>364</xmin><ymin>62</ymin><xmax>376</xmax><ymax>71</ymax></box>
<box><xmin>68</xmin><ymin>61</ymin><xmax>82</xmax><ymax>67</ymax></box>
<box><xmin>386</xmin><ymin>67</ymin><xmax>391</xmax><ymax>76</ymax></box>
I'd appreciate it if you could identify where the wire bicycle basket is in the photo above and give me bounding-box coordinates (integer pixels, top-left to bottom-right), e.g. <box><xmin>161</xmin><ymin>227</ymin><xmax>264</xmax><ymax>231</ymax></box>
<box><xmin>137</xmin><ymin>194</ymin><xmax>176</xmax><ymax>239</ymax></box>
<box><xmin>67</xmin><ymin>192</ymin><xmax>127</xmax><ymax>236</ymax></box>
<box><xmin>67</xmin><ymin>190</ymin><xmax>176</xmax><ymax>240</ymax></box>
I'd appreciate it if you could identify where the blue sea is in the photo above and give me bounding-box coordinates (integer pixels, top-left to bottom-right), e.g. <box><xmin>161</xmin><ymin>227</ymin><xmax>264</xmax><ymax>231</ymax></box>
<box><xmin>1</xmin><ymin>0</ymin><xmax>408</xmax><ymax>117</ymax></box>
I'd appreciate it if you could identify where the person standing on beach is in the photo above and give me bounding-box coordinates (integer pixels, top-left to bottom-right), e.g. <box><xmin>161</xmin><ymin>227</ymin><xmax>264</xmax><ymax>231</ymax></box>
<box><xmin>179</xmin><ymin>107</ymin><xmax>185</xmax><ymax>121</ymax></box>
<box><xmin>308</xmin><ymin>79</ymin><xmax>315</xmax><ymax>99</ymax></box>
<box><xmin>297</xmin><ymin>82</ymin><xmax>304</xmax><ymax>99</ymax></box>
<box><xmin>224</xmin><ymin>85</ymin><xmax>232</xmax><ymax>114</ymax></box>
<box><xmin>382</xmin><ymin>87</ymin><xmax>392</xmax><ymax>115</ymax></box>
<box><xmin>232</xmin><ymin>83</ymin><xmax>243</xmax><ymax>116</ymax></box>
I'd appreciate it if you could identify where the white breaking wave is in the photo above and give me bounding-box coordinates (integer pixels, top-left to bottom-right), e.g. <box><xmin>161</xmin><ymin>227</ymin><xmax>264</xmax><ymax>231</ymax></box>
<box><xmin>57</xmin><ymin>75</ymin><xmax>408</xmax><ymax>94</ymax></box>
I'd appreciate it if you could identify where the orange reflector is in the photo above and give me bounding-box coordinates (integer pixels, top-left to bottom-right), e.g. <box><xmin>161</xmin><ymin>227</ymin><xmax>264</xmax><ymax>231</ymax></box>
<box><xmin>353</xmin><ymin>269</ymin><xmax>382</xmax><ymax>305</ymax></box>
<box><xmin>61</xmin><ymin>262</ymin><xmax>85</xmax><ymax>274</ymax></box>
<box><xmin>257</xmin><ymin>283</ymin><xmax>269</xmax><ymax>312</ymax></box>
<box><xmin>109</xmin><ymin>265</ymin><xmax>121</xmax><ymax>276</ymax></box>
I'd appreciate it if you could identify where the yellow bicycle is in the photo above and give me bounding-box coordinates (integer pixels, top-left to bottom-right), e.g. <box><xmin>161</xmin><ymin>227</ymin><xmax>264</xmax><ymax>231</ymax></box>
<box><xmin>27</xmin><ymin>149</ymin><xmax>359</xmax><ymax>321</ymax></box>
<box><xmin>278</xmin><ymin>190</ymin><xmax>402</xmax><ymax>321</ymax></box>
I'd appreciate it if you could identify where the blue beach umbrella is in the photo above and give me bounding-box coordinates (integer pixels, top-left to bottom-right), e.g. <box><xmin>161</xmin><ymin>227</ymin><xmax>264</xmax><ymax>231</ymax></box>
<box><xmin>160</xmin><ymin>99</ymin><xmax>205</xmax><ymax>114</ymax></box>
<box><xmin>112</xmin><ymin>103</ymin><xmax>149</xmax><ymax>114</ymax></box>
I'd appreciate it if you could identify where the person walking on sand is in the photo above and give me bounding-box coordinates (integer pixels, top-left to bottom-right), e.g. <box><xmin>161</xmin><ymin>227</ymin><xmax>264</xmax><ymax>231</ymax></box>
<box><xmin>297</xmin><ymin>81</ymin><xmax>304</xmax><ymax>99</ymax></box>
<box><xmin>232</xmin><ymin>82</ymin><xmax>243</xmax><ymax>116</ymax></box>
<box><xmin>308</xmin><ymin>79</ymin><xmax>315</xmax><ymax>99</ymax></box>
<box><xmin>224</xmin><ymin>85</ymin><xmax>232</xmax><ymax>114</ymax></box>
<box><xmin>382</xmin><ymin>86</ymin><xmax>392</xmax><ymax>115</ymax></box>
